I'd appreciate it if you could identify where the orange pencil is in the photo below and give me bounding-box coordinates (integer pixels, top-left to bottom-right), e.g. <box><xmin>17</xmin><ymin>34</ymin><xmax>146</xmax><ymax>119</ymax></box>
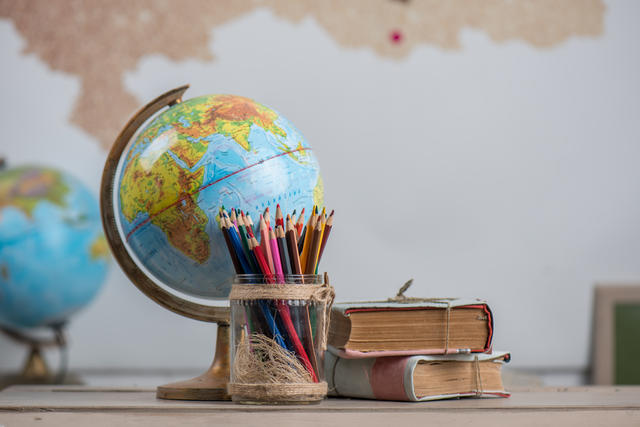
<box><xmin>299</xmin><ymin>207</ymin><xmax>317</xmax><ymax>271</ymax></box>
<box><xmin>305</xmin><ymin>219</ymin><xmax>323</xmax><ymax>274</ymax></box>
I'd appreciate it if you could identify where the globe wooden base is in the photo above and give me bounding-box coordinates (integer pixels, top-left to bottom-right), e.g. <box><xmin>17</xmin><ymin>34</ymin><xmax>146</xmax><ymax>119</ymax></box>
<box><xmin>156</xmin><ymin>323</ymin><xmax>231</xmax><ymax>401</ymax></box>
<box><xmin>0</xmin><ymin>347</ymin><xmax>83</xmax><ymax>389</ymax></box>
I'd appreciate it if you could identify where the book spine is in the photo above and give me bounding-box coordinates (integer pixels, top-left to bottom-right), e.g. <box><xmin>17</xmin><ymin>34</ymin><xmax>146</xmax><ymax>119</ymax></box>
<box><xmin>326</xmin><ymin>351</ymin><xmax>413</xmax><ymax>401</ymax></box>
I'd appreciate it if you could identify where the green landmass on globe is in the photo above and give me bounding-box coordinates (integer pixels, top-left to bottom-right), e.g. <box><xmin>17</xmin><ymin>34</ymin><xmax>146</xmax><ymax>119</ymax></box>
<box><xmin>116</xmin><ymin>94</ymin><xmax>322</xmax><ymax>299</ymax></box>
<box><xmin>0</xmin><ymin>167</ymin><xmax>70</xmax><ymax>218</ymax></box>
<box><xmin>0</xmin><ymin>166</ymin><xmax>109</xmax><ymax>329</ymax></box>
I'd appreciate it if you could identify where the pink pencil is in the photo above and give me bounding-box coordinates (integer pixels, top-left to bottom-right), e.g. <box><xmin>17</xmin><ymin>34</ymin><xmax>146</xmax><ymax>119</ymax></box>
<box><xmin>269</xmin><ymin>228</ymin><xmax>284</xmax><ymax>283</ymax></box>
<box><xmin>259</xmin><ymin>214</ymin><xmax>275</xmax><ymax>274</ymax></box>
<box><xmin>263</xmin><ymin>207</ymin><xmax>271</xmax><ymax>229</ymax></box>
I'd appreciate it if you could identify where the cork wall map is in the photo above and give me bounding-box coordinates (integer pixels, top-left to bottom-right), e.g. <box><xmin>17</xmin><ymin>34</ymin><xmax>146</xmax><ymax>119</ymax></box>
<box><xmin>0</xmin><ymin>0</ymin><xmax>604</xmax><ymax>149</ymax></box>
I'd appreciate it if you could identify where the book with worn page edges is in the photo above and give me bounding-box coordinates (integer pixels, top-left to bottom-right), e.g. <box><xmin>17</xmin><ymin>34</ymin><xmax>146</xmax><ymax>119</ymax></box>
<box><xmin>328</xmin><ymin>298</ymin><xmax>494</xmax><ymax>357</ymax></box>
<box><xmin>326</xmin><ymin>348</ymin><xmax>511</xmax><ymax>402</ymax></box>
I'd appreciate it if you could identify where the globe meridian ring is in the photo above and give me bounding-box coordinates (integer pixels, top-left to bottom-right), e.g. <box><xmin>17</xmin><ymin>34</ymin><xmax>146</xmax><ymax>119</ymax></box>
<box><xmin>101</xmin><ymin>85</ymin><xmax>230</xmax><ymax>323</ymax></box>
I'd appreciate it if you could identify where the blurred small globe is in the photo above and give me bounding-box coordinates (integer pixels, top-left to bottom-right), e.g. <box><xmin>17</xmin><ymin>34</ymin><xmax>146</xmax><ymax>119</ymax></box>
<box><xmin>0</xmin><ymin>166</ymin><xmax>109</xmax><ymax>329</ymax></box>
<box><xmin>114</xmin><ymin>94</ymin><xmax>322</xmax><ymax>299</ymax></box>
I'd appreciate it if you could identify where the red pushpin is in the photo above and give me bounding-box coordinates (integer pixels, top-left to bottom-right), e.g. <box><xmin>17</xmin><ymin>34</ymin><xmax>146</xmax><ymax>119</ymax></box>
<box><xmin>390</xmin><ymin>29</ymin><xmax>403</xmax><ymax>44</ymax></box>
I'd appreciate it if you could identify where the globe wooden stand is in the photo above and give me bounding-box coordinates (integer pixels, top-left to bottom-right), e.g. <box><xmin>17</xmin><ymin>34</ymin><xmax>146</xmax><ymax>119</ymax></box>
<box><xmin>156</xmin><ymin>323</ymin><xmax>230</xmax><ymax>400</ymax></box>
<box><xmin>101</xmin><ymin>85</ymin><xmax>233</xmax><ymax>401</ymax></box>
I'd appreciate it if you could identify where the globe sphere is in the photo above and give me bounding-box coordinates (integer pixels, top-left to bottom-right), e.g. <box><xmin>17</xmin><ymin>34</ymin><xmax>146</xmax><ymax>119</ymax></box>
<box><xmin>115</xmin><ymin>94</ymin><xmax>322</xmax><ymax>300</ymax></box>
<box><xmin>0</xmin><ymin>166</ymin><xmax>109</xmax><ymax>329</ymax></box>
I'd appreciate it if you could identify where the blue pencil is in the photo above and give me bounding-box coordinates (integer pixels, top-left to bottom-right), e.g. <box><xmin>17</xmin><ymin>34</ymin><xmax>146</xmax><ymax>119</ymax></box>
<box><xmin>226</xmin><ymin>222</ymin><xmax>252</xmax><ymax>274</ymax></box>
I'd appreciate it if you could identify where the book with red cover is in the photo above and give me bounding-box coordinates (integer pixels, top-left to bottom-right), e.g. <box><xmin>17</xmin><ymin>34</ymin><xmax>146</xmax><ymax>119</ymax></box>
<box><xmin>328</xmin><ymin>298</ymin><xmax>493</xmax><ymax>357</ymax></box>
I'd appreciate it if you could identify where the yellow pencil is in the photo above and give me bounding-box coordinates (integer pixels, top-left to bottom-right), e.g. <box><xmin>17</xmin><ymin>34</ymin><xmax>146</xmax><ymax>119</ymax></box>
<box><xmin>312</xmin><ymin>212</ymin><xmax>327</xmax><ymax>272</ymax></box>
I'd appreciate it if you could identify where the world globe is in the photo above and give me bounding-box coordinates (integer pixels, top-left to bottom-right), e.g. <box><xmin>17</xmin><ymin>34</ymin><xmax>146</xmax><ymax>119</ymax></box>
<box><xmin>114</xmin><ymin>93</ymin><xmax>322</xmax><ymax>300</ymax></box>
<box><xmin>0</xmin><ymin>166</ymin><xmax>109</xmax><ymax>330</ymax></box>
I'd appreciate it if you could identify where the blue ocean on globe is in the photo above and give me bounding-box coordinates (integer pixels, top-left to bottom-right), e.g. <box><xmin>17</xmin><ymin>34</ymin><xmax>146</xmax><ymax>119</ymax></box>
<box><xmin>0</xmin><ymin>166</ymin><xmax>109</xmax><ymax>330</ymax></box>
<box><xmin>116</xmin><ymin>94</ymin><xmax>322</xmax><ymax>299</ymax></box>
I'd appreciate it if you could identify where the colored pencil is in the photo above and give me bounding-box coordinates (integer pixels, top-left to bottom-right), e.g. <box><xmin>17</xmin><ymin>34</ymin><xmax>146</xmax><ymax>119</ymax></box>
<box><xmin>246</xmin><ymin>237</ymin><xmax>261</xmax><ymax>276</ymax></box>
<box><xmin>245</xmin><ymin>212</ymin><xmax>255</xmax><ymax>236</ymax></box>
<box><xmin>297</xmin><ymin>225</ymin><xmax>307</xmax><ymax>254</ymax></box>
<box><xmin>229</xmin><ymin>208</ymin><xmax>238</xmax><ymax>229</ymax></box>
<box><xmin>276</xmin><ymin>299</ymin><xmax>318</xmax><ymax>382</ymax></box>
<box><xmin>220</xmin><ymin>218</ymin><xmax>242</xmax><ymax>274</ymax></box>
<box><xmin>311</xmin><ymin>212</ymin><xmax>326</xmax><ymax>274</ymax></box>
<box><xmin>316</xmin><ymin>209</ymin><xmax>333</xmax><ymax>272</ymax></box>
<box><xmin>275</xmin><ymin>204</ymin><xmax>284</xmax><ymax>228</ymax></box>
<box><xmin>305</xmin><ymin>219</ymin><xmax>323</xmax><ymax>274</ymax></box>
<box><xmin>299</xmin><ymin>208</ymin><xmax>317</xmax><ymax>271</ymax></box>
<box><xmin>225</xmin><ymin>214</ymin><xmax>260</xmax><ymax>336</ymax></box>
<box><xmin>276</xmin><ymin>225</ymin><xmax>291</xmax><ymax>276</ymax></box>
<box><xmin>295</xmin><ymin>208</ymin><xmax>305</xmax><ymax>237</ymax></box>
<box><xmin>269</xmin><ymin>228</ymin><xmax>284</xmax><ymax>283</ymax></box>
<box><xmin>249</xmin><ymin>236</ymin><xmax>289</xmax><ymax>349</ymax></box>
<box><xmin>263</xmin><ymin>207</ymin><xmax>271</xmax><ymax>229</ymax></box>
<box><xmin>259</xmin><ymin>214</ymin><xmax>275</xmax><ymax>275</ymax></box>
<box><xmin>236</xmin><ymin>214</ymin><xmax>258</xmax><ymax>273</ymax></box>
<box><xmin>288</xmin><ymin>213</ymin><xmax>319</xmax><ymax>377</ymax></box>
<box><xmin>259</xmin><ymin>304</ymin><xmax>286</xmax><ymax>349</ymax></box>
<box><xmin>251</xmin><ymin>237</ymin><xmax>272</xmax><ymax>277</ymax></box>
<box><xmin>286</xmin><ymin>220</ymin><xmax>303</xmax><ymax>275</ymax></box>
<box><xmin>225</xmin><ymin>218</ymin><xmax>252</xmax><ymax>274</ymax></box>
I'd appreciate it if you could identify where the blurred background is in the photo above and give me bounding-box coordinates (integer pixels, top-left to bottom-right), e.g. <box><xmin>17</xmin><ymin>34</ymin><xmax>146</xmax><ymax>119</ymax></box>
<box><xmin>1</xmin><ymin>0</ymin><xmax>639</xmax><ymax>387</ymax></box>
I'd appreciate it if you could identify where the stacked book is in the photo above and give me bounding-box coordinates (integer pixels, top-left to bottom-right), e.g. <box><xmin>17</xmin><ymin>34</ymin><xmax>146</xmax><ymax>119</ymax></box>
<box><xmin>325</xmin><ymin>295</ymin><xmax>510</xmax><ymax>401</ymax></box>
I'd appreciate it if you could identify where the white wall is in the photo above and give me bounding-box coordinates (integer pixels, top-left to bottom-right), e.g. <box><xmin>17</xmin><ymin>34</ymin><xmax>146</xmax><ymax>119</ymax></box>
<box><xmin>1</xmin><ymin>2</ymin><xmax>640</xmax><ymax>374</ymax></box>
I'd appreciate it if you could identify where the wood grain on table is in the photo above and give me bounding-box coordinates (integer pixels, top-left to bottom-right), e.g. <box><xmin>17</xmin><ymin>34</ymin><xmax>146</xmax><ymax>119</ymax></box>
<box><xmin>1</xmin><ymin>386</ymin><xmax>639</xmax><ymax>426</ymax></box>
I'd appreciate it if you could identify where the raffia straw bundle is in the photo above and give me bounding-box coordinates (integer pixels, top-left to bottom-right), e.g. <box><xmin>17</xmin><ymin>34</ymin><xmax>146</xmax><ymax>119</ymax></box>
<box><xmin>228</xmin><ymin>332</ymin><xmax>328</xmax><ymax>403</ymax></box>
<box><xmin>233</xmin><ymin>332</ymin><xmax>312</xmax><ymax>384</ymax></box>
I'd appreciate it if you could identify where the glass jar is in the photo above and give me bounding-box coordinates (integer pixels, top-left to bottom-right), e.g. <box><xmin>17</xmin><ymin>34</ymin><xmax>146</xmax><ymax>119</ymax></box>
<box><xmin>228</xmin><ymin>274</ymin><xmax>333</xmax><ymax>404</ymax></box>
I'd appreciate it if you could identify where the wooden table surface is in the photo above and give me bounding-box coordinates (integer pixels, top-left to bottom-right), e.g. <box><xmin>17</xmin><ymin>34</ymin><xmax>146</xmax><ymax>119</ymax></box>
<box><xmin>1</xmin><ymin>386</ymin><xmax>639</xmax><ymax>426</ymax></box>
